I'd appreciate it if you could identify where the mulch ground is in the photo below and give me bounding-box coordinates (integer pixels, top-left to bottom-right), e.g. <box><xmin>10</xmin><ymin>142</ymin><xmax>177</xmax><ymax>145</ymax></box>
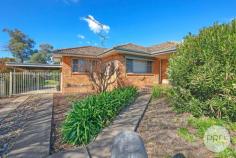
<box><xmin>50</xmin><ymin>93</ymin><xmax>91</xmax><ymax>154</ymax></box>
<box><xmin>137</xmin><ymin>98</ymin><xmax>214</xmax><ymax>158</ymax></box>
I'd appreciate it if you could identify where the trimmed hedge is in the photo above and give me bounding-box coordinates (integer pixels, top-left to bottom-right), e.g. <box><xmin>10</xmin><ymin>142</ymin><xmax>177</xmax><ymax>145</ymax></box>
<box><xmin>169</xmin><ymin>20</ymin><xmax>236</xmax><ymax>121</ymax></box>
<box><xmin>61</xmin><ymin>86</ymin><xmax>138</xmax><ymax>145</ymax></box>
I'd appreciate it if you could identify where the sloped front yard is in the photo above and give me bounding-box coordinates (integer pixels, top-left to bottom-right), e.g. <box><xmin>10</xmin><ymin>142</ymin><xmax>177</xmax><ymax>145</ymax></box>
<box><xmin>50</xmin><ymin>87</ymin><xmax>138</xmax><ymax>154</ymax></box>
<box><xmin>50</xmin><ymin>93</ymin><xmax>91</xmax><ymax>153</ymax></box>
<box><xmin>137</xmin><ymin>98</ymin><xmax>214</xmax><ymax>158</ymax></box>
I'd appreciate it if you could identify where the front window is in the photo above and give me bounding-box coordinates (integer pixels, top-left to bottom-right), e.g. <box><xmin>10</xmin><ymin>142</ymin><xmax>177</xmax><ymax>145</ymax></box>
<box><xmin>72</xmin><ymin>59</ymin><xmax>90</xmax><ymax>72</ymax></box>
<box><xmin>126</xmin><ymin>59</ymin><xmax>153</xmax><ymax>73</ymax></box>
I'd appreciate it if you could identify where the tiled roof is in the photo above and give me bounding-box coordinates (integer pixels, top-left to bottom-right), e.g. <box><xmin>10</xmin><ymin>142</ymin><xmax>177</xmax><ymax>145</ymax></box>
<box><xmin>147</xmin><ymin>42</ymin><xmax>178</xmax><ymax>53</ymax></box>
<box><xmin>55</xmin><ymin>46</ymin><xmax>107</xmax><ymax>56</ymax></box>
<box><xmin>114</xmin><ymin>43</ymin><xmax>149</xmax><ymax>53</ymax></box>
<box><xmin>54</xmin><ymin>42</ymin><xmax>178</xmax><ymax>57</ymax></box>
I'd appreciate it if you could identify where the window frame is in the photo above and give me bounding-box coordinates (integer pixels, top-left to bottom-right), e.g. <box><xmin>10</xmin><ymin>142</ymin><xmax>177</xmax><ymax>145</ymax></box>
<box><xmin>125</xmin><ymin>58</ymin><xmax>153</xmax><ymax>74</ymax></box>
<box><xmin>71</xmin><ymin>58</ymin><xmax>92</xmax><ymax>73</ymax></box>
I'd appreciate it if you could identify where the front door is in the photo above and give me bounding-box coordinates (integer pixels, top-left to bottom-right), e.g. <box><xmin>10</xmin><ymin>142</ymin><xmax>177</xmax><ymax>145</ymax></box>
<box><xmin>160</xmin><ymin>59</ymin><xmax>169</xmax><ymax>84</ymax></box>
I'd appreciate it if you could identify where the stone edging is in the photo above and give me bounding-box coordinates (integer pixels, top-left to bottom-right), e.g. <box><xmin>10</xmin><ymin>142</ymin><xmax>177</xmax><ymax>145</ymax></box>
<box><xmin>134</xmin><ymin>94</ymin><xmax>152</xmax><ymax>132</ymax></box>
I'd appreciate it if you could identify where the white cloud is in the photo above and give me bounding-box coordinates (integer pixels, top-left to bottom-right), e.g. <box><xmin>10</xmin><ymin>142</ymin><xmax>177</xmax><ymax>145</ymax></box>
<box><xmin>86</xmin><ymin>41</ymin><xmax>91</xmax><ymax>44</ymax></box>
<box><xmin>81</xmin><ymin>15</ymin><xmax>110</xmax><ymax>34</ymax></box>
<box><xmin>77</xmin><ymin>34</ymin><xmax>85</xmax><ymax>39</ymax></box>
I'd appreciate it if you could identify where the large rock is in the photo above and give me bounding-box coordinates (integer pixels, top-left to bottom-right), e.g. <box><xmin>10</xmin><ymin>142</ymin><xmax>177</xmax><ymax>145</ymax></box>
<box><xmin>111</xmin><ymin>131</ymin><xmax>148</xmax><ymax>158</ymax></box>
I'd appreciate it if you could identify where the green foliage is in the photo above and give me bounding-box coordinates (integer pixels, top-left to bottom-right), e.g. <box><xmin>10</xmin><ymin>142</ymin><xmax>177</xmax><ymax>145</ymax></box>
<box><xmin>216</xmin><ymin>148</ymin><xmax>236</xmax><ymax>158</ymax></box>
<box><xmin>29</xmin><ymin>52</ymin><xmax>47</xmax><ymax>64</ymax></box>
<box><xmin>3</xmin><ymin>28</ymin><xmax>35</xmax><ymax>63</ymax></box>
<box><xmin>231</xmin><ymin>137</ymin><xmax>236</xmax><ymax>145</ymax></box>
<box><xmin>169</xmin><ymin>20</ymin><xmax>236</xmax><ymax>121</ymax></box>
<box><xmin>152</xmin><ymin>85</ymin><xmax>162</xmax><ymax>98</ymax></box>
<box><xmin>187</xmin><ymin>116</ymin><xmax>236</xmax><ymax>138</ymax></box>
<box><xmin>29</xmin><ymin>43</ymin><xmax>53</xmax><ymax>64</ymax></box>
<box><xmin>177</xmin><ymin>128</ymin><xmax>196</xmax><ymax>142</ymax></box>
<box><xmin>151</xmin><ymin>85</ymin><xmax>170</xmax><ymax>99</ymax></box>
<box><xmin>61</xmin><ymin>86</ymin><xmax>138</xmax><ymax>145</ymax></box>
<box><xmin>45</xmin><ymin>80</ymin><xmax>58</xmax><ymax>85</ymax></box>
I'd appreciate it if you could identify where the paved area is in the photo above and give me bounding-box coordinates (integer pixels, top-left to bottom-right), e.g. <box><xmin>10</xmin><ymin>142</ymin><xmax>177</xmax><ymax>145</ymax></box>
<box><xmin>4</xmin><ymin>94</ymin><xmax>53</xmax><ymax>158</ymax></box>
<box><xmin>49</xmin><ymin>93</ymin><xmax>151</xmax><ymax>158</ymax></box>
<box><xmin>0</xmin><ymin>95</ymin><xmax>29</xmax><ymax>122</ymax></box>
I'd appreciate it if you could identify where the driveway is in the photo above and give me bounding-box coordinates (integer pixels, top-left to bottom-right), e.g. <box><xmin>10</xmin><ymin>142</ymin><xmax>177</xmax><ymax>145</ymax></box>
<box><xmin>0</xmin><ymin>94</ymin><xmax>53</xmax><ymax>158</ymax></box>
<box><xmin>0</xmin><ymin>95</ymin><xmax>29</xmax><ymax>122</ymax></box>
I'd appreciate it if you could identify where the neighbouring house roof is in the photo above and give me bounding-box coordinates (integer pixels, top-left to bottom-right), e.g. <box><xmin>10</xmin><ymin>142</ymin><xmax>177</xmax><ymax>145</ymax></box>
<box><xmin>53</xmin><ymin>41</ymin><xmax>178</xmax><ymax>58</ymax></box>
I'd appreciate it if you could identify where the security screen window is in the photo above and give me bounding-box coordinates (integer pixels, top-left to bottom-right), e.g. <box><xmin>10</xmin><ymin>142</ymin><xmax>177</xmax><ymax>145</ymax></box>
<box><xmin>126</xmin><ymin>59</ymin><xmax>153</xmax><ymax>73</ymax></box>
<box><xmin>72</xmin><ymin>59</ymin><xmax>89</xmax><ymax>72</ymax></box>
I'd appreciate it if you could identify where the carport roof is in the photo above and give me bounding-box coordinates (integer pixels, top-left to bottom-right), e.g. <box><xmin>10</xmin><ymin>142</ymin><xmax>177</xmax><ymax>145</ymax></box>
<box><xmin>6</xmin><ymin>62</ymin><xmax>62</xmax><ymax>70</ymax></box>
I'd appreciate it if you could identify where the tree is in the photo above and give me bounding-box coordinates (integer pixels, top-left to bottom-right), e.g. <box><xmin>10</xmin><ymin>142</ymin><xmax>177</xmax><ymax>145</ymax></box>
<box><xmin>168</xmin><ymin>19</ymin><xmax>236</xmax><ymax>121</ymax></box>
<box><xmin>3</xmin><ymin>28</ymin><xmax>35</xmax><ymax>63</ymax></box>
<box><xmin>0</xmin><ymin>57</ymin><xmax>15</xmax><ymax>73</ymax></box>
<box><xmin>29</xmin><ymin>43</ymin><xmax>53</xmax><ymax>64</ymax></box>
<box><xmin>86</xmin><ymin>60</ymin><xmax>121</xmax><ymax>92</ymax></box>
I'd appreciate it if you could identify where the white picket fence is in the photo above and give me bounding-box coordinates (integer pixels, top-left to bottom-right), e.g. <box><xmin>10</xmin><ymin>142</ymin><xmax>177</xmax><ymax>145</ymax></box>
<box><xmin>0</xmin><ymin>72</ymin><xmax>61</xmax><ymax>97</ymax></box>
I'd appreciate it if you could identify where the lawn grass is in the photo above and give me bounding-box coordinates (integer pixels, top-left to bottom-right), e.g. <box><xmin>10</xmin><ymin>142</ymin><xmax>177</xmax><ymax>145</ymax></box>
<box><xmin>216</xmin><ymin>148</ymin><xmax>236</xmax><ymax>158</ymax></box>
<box><xmin>177</xmin><ymin>128</ymin><xmax>196</xmax><ymax>142</ymax></box>
<box><xmin>188</xmin><ymin>116</ymin><xmax>236</xmax><ymax>138</ymax></box>
<box><xmin>45</xmin><ymin>80</ymin><xmax>58</xmax><ymax>85</ymax></box>
<box><xmin>179</xmin><ymin>116</ymin><xmax>236</xmax><ymax>158</ymax></box>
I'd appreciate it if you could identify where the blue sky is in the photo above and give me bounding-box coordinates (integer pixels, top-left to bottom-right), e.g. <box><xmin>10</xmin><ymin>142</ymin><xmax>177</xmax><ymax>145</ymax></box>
<box><xmin>0</xmin><ymin>0</ymin><xmax>235</xmax><ymax>57</ymax></box>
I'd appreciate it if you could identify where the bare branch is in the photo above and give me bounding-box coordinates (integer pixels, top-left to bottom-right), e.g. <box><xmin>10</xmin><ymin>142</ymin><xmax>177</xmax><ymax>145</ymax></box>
<box><xmin>85</xmin><ymin>59</ymin><xmax>121</xmax><ymax>93</ymax></box>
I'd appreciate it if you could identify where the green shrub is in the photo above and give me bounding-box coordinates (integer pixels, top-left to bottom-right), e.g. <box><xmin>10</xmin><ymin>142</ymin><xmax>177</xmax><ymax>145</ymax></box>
<box><xmin>169</xmin><ymin>19</ymin><xmax>236</xmax><ymax>121</ymax></box>
<box><xmin>61</xmin><ymin>86</ymin><xmax>138</xmax><ymax>145</ymax></box>
<box><xmin>152</xmin><ymin>85</ymin><xmax>170</xmax><ymax>99</ymax></box>
<box><xmin>152</xmin><ymin>85</ymin><xmax>162</xmax><ymax>98</ymax></box>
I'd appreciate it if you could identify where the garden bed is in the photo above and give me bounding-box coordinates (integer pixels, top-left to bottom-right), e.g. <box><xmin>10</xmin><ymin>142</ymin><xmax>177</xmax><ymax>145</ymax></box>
<box><xmin>138</xmin><ymin>98</ymin><xmax>213</xmax><ymax>158</ymax></box>
<box><xmin>138</xmin><ymin>97</ymin><xmax>236</xmax><ymax>158</ymax></box>
<box><xmin>50</xmin><ymin>93</ymin><xmax>91</xmax><ymax>153</ymax></box>
<box><xmin>50</xmin><ymin>87</ymin><xmax>137</xmax><ymax>154</ymax></box>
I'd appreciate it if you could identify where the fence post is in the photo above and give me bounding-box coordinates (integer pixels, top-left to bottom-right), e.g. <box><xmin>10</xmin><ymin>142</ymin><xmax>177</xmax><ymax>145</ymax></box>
<box><xmin>37</xmin><ymin>73</ymin><xmax>40</xmax><ymax>90</ymax></box>
<box><xmin>9</xmin><ymin>72</ymin><xmax>12</xmax><ymax>96</ymax></box>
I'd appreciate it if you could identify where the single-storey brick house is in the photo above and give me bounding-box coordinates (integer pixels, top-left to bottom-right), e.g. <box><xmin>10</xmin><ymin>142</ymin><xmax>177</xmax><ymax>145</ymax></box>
<box><xmin>53</xmin><ymin>42</ymin><xmax>177</xmax><ymax>93</ymax></box>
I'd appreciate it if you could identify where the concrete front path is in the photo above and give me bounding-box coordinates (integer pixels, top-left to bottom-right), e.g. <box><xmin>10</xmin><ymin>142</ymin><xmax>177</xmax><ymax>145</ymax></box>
<box><xmin>7</xmin><ymin>94</ymin><xmax>53</xmax><ymax>158</ymax></box>
<box><xmin>0</xmin><ymin>95</ymin><xmax>29</xmax><ymax>122</ymax></box>
<box><xmin>49</xmin><ymin>93</ymin><xmax>151</xmax><ymax>158</ymax></box>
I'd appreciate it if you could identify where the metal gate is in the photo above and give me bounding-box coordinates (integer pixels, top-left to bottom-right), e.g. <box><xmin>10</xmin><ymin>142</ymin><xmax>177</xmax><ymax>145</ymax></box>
<box><xmin>0</xmin><ymin>72</ymin><xmax>61</xmax><ymax>97</ymax></box>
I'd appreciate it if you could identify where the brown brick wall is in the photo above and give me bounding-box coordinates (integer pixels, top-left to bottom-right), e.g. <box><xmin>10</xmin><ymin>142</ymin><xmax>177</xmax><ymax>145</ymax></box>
<box><xmin>61</xmin><ymin>56</ymin><xmax>94</xmax><ymax>94</ymax></box>
<box><xmin>61</xmin><ymin>53</ymin><xmax>168</xmax><ymax>94</ymax></box>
